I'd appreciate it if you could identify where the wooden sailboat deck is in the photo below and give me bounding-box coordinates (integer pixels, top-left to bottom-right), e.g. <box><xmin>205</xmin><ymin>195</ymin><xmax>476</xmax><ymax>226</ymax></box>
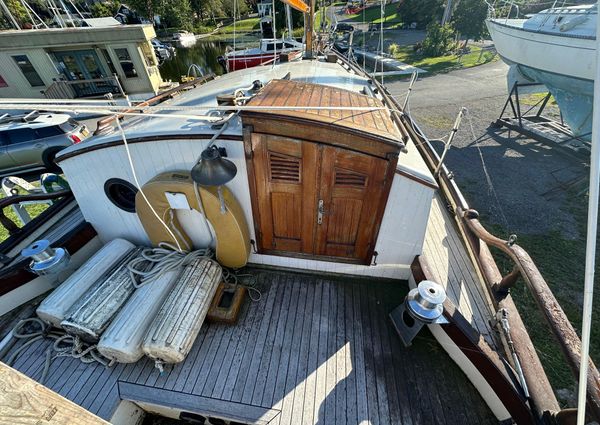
<box><xmin>3</xmin><ymin>267</ymin><xmax>496</xmax><ymax>424</ymax></box>
<box><xmin>423</xmin><ymin>195</ymin><xmax>498</xmax><ymax>349</ymax></box>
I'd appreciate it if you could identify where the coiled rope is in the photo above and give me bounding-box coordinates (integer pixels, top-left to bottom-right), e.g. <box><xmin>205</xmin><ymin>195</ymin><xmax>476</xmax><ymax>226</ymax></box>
<box><xmin>5</xmin><ymin>318</ymin><xmax>111</xmax><ymax>384</ymax></box>
<box><xmin>127</xmin><ymin>242</ymin><xmax>213</xmax><ymax>288</ymax></box>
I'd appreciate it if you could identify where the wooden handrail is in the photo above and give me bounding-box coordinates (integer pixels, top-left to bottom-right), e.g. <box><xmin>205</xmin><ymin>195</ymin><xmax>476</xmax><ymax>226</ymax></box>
<box><xmin>459</xmin><ymin>207</ymin><xmax>600</xmax><ymax>421</ymax></box>
<box><xmin>0</xmin><ymin>190</ymin><xmax>71</xmax><ymax>236</ymax></box>
<box><xmin>94</xmin><ymin>74</ymin><xmax>216</xmax><ymax>135</ymax></box>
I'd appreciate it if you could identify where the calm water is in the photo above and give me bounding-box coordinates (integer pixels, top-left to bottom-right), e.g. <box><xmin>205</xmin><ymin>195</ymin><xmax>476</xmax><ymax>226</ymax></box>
<box><xmin>159</xmin><ymin>40</ymin><xmax>227</xmax><ymax>81</ymax></box>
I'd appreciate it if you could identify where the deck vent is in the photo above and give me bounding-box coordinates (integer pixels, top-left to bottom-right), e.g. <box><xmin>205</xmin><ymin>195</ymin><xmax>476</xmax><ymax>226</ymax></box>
<box><xmin>268</xmin><ymin>152</ymin><xmax>300</xmax><ymax>183</ymax></box>
<box><xmin>389</xmin><ymin>280</ymin><xmax>448</xmax><ymax>347</ymax></box>
<box><xmin>335</xmin><ymin>169</ymin><xmax>367</xmax><ymax>187</ymax></box>
<box><xmin>21</xmin><ymin>239</ymin><xmax>70</xmax><ymax>280</ymax></box>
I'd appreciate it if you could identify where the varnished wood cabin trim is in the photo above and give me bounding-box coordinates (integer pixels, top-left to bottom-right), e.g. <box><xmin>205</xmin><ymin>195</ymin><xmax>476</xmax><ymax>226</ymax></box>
<box><xmin>243</xmin><ymin>125</ymin><xmax>264</xmax><ymax>251</ymax></box>
<box><xmin>0</xmin><ymin>361</ymin><xmax>109</xmax><ymax>424</ymax></box>
<box><xmin>395</xmin><ymin>168</ymin><xmax>439</xmax><ymax>190</ymax></box>
<box><xmin>242</xmin><ymin>115</ymin><xmax>401</xmax><ymax>159</ymax></box>
<box><xmin>366</xmin><ymin>154</ymin><xmax>399</xmax><ymax>263</ymax></box>
<box><xmin>411</xmin><ymin>256</ymin><xmax>534</xmax><ymax>425</ymax></box>
<box><xmin>0</xmin><ymin>222</ymin><xmax>97</xmax><ymax>296</ymax></box>
<box><xmin>56</xmin><ymin>134</ymin><xmax>244</xmax><ymax>163</ymax></box>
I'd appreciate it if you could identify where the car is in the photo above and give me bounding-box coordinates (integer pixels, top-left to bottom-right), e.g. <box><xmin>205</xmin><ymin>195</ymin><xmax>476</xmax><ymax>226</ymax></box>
<box><xmin>0</xmin><ymin>112</ymin><xmax>90</xmax><ymax>173</ymax></box>
<box><xmin>335</xmin><ymin>22</ymin><xmax>355</xmax><ymax>32</ymax></box>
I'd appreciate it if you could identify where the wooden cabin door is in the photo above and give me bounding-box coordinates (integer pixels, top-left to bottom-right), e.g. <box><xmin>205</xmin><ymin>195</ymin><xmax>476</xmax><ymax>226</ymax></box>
<box><xmin>315</xmin><ymin>146</ymin><xmax>388</xmax><ymax>261</ymax></box>
<box><xmin>249</xmin><ymin>134</ymin><xmax>389</xmax><ymax>263</ymax></box>
<box><xmin>250</xmin><ymin>133</ymin><xmax>318</xmax><ymax>254</ymax></box>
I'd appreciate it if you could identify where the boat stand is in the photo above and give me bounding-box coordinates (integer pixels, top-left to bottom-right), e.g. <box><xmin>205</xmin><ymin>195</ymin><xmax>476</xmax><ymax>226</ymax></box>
<box><xmin>492</xmin><ymin>82</ymin><xmax>591</xmax><ymax>156</ymax></box>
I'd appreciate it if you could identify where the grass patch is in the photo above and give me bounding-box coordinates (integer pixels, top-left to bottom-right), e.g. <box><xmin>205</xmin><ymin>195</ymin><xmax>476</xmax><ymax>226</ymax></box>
<box><xmin>521</xmin><ymin>92</ymin><xmax>557</xmax><ymax>107</ymax></box>
<box><xmin>346</xmin><ymin>3</ymin><xmax>402</xmax><ymax>26</ymax></box>
<box><xmin>315</xmin><ymin>8</ymin><xmax>330</xmax><ymax>29</ymax></box>
<box><xmin>217</xmin><ymin>17</ymin><xmax>261</xmax><ymax>34</ymax></box>
<box><xmin>0</xmin><ymin>184</ymin><xmax>50</xmax><ymax>243</ymax></box>
<box><xmin>393</xmin><ymin>44</ymin><xmax>498</xmax><ymax>75</ymax></box>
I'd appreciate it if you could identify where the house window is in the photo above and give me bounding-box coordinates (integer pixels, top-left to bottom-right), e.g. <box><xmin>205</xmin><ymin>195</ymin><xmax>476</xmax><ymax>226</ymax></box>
<box><xmin>114</xmin><ymin>48</ymin><xmax>137</xmax><ymax>78</ymax></box>
<box><xmin>0</xmin><ymin>74</ymin><xmax>7</xmax><ymax>88</ymax></box>
<box><xmin>101</xmin><ymin>49</ymin><xmax>117</xmax><ymax>75</ymax></box>
<box><xmin>12</xmin><ymin>55</ymin><xmax>44</xmax><ymax>87</ymax></box>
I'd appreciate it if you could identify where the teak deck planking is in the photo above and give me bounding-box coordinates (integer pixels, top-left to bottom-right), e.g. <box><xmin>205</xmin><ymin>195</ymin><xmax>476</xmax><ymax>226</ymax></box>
<box><xmin>2</xmin><ymin>269</ymin><xmax>496</xmax><ymax>424</ymax></box>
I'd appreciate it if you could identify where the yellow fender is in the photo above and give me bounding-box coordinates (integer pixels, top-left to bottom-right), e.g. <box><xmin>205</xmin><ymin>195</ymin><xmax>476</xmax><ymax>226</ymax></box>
<box><xmin>135</xmin><ymin>171</ymin><xmax>250</xmax><ymax>269</ymax></box>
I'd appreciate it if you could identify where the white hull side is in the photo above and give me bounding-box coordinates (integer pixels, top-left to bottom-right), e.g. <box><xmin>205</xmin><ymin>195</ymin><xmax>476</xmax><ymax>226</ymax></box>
<box><xmin>487</xmin><ymin>19</ymin><xmax>595</xmax><ymax>81</ymax></box>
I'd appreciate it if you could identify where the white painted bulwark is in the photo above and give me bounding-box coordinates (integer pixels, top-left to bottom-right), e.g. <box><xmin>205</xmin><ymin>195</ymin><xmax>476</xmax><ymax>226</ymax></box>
<box><xmin>59</xmin><ymin>136</ymin><xmax>434</xmax><ymax>280</ymax></box>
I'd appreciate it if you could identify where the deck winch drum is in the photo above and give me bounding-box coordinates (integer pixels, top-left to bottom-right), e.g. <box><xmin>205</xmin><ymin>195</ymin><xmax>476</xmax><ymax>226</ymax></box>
<box><xmin>390</xmin><ymin>280</ymin><xmax>448</xmax><ymax>347</ymax></box>
<box><xmin>22</xmin><ymin>239</ymin><xmax>70</xmax><ymax>277</ymax></box>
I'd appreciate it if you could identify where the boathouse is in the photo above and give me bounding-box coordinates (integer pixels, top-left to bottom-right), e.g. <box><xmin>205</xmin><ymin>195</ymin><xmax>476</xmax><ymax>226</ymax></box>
<box><xmin>0</xmin><ymin>24</ymin><xmax>164</xmax><ymax>100</ymax></box>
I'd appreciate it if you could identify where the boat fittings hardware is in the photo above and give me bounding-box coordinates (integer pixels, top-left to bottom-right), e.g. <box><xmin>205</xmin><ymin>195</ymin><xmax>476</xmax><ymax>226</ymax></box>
<box><xmin>21</xmin><ymin>239</ymin><xmax>70</xmax><ymax>277</ymax></box>
<box><xmin>389</xmin><ymin>280</ymin><xmax>449</xmax><ymax>347</ymax></box>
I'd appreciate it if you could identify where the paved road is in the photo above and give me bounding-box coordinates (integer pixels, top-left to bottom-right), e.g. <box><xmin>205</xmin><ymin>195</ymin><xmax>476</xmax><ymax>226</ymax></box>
<box><xmin>386</xmin><ymin>60</ymin><xmax>586</xmax><ymax>238</ymax></box>
<box><xmin>386</xmin><ymin>60</ymin><xmax>510</xmax><ymax>108</ymax></box>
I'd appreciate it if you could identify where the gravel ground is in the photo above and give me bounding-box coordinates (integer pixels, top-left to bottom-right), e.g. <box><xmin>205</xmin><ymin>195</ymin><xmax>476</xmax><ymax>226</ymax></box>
<box><xmin>385</xmin><ymin>60</ymin><xmax>588</xmax><ymax>240</ymax></box>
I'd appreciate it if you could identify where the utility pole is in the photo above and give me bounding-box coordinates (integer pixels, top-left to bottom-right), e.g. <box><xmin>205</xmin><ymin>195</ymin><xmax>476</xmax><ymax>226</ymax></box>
<box><xmin>441</xmin><ymin>0</ymin><xmax>452</xmax><ymax>25</ymax></box>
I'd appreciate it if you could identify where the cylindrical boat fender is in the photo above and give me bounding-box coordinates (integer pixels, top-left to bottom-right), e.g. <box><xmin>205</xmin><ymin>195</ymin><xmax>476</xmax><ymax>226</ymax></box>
<box><xmin>36</xmin><ymin>238</ymin><xmax>135</xmax><ymax>328</ymax></box>
<box><xmin>60</xmin><ymin>247</ymin><xmax>144</xmax><ymax>342</ymax></box>
<box><xmin>135</xmin><ymin>171</ymin><xmax>250</xmax><ymax>269</ymax></box>
<box><xmin>142</xmin><ymin>257</ymin><xmax>221</xmax><ymax>364</ymax></box>
<box><xmin>97</xmin><ymin>268</ymin><xmax>180</xmax><ymax>363</ymax></box>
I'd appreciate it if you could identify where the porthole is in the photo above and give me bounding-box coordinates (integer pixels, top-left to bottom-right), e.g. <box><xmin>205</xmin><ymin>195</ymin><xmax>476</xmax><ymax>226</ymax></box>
<box><xmin>104</xmin><ymin>178</ymin><xmax>138</xmax><ymax>213</ymax></box>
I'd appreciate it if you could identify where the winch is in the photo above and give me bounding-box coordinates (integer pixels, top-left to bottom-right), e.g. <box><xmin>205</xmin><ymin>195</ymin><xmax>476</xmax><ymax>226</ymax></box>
<box><xmin>389</xmin><ymin>280</ymin><xmax>448</xmax><ymax>347</ymax></box>
<box><xmin>21</xmin><ymin>239</ymin><xmax>70</xmax><ymax>277</ymax></box>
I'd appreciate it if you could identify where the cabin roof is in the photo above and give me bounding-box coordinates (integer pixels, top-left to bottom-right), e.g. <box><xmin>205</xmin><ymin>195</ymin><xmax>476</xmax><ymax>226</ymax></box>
<box><xmin>243</xmin><ymin>79</ymin><xmax>404</xmax><ymax>145</ymax></box>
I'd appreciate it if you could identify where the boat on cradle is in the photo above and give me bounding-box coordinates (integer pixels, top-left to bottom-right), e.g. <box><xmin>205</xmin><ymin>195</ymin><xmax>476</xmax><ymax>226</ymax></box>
<box><xmin>0</xmin><ymin>54</ymin><xmax>599</xmax><ymax>425</ymax></box>
<box><xmin>486</xmin><ymin>4</ymin><xmax>596</xmax><ymax>140</ymax></box>
<box><xmin>223</xmin><ymin>38</ymin><xmax>304</xmax><ymax>71</ymax></box>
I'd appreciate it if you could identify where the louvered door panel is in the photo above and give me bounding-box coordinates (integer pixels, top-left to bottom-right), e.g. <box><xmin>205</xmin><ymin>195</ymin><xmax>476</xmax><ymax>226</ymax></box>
<box><xmin>315</xmin><ymin>146</ymin><xmax>388</xmax><ymax>261</ymax></box>
<box><xmin>251</xmin><ymin>133</ymin><xmax>318</xmax><ymax>253</ymax></box>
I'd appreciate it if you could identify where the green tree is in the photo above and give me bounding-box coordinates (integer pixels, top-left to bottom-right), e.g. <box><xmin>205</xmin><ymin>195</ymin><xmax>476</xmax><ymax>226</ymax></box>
<box><xmin>90</xmin><ymin>1</ymin><xmax>119</xmax><ymax>17</ymax></box>
<box><xmin>422</xmin><ymin>22</ymin><xmax>455</xmax><ymax>56</ymax></box>
<box><xmin>452</xmin><ymin>0</ymin><xmax>488</xmax><ymax>47</ymax></box>
<box><xmin>222</xmin><ymin>0</ymin><xmax>249</xmax><ymax>18</ymax></box>
<box><xmin>0</xmin><ymin>0</ymin><xmax>31</xmax><ymax>28</ymax></box>
<box><xmin>160</xmin><ymin>0</ymin><xmax>194</xmax><ymax>29</ymax></box>
<box><xmin>397</xmin><ymin>0</ymin><xmax>443</xmax><ymax>29</ymax></box>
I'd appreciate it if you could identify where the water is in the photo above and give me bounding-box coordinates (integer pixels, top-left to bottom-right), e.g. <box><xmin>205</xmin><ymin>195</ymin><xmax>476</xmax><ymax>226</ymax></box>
<box><xmin>159</xmin><ymin>40</ymin><xmax>227</xmax><ymax>81</ymax></box>
<box><xmin>159</xmin><ymin>37</ymin><xmax>261</xmax><ymax>82</ymax></box>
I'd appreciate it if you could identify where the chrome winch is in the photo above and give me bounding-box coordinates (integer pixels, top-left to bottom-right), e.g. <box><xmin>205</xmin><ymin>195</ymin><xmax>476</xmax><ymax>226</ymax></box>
<box><xmin>21</xmin><ymin>239</ymin><xmax>70</xmax><ymax>277</ymax></box>
<box><xmin>390</xmin><ymin>280</ymin><xmax>448</xmax><ymax>347</ymax></box>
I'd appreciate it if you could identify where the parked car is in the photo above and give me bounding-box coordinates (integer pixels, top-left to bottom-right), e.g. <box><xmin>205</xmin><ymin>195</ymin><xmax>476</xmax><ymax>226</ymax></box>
<box><xmin>0</xmin><ymin>112</ymin><xmax>89</xmax><ymax>173</ymax></box>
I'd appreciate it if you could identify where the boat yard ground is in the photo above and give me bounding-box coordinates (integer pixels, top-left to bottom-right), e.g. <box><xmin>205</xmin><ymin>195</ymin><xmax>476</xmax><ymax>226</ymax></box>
<box><xmin>387</xmin><ymin>60</ymin><xmax>598</xmax><ymax>406</ymax></box>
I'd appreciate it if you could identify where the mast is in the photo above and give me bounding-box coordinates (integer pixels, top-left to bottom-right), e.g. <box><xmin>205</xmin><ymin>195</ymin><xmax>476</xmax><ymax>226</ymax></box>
<box><xmin>304</xmin><ymin>0</ymin><xmax>315</xmax><ymax>58</ymax></box>
<box><xmin>576</xmin><ymin>0</ymin><xmax>600</xmax><ymax>423</ymax></box>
